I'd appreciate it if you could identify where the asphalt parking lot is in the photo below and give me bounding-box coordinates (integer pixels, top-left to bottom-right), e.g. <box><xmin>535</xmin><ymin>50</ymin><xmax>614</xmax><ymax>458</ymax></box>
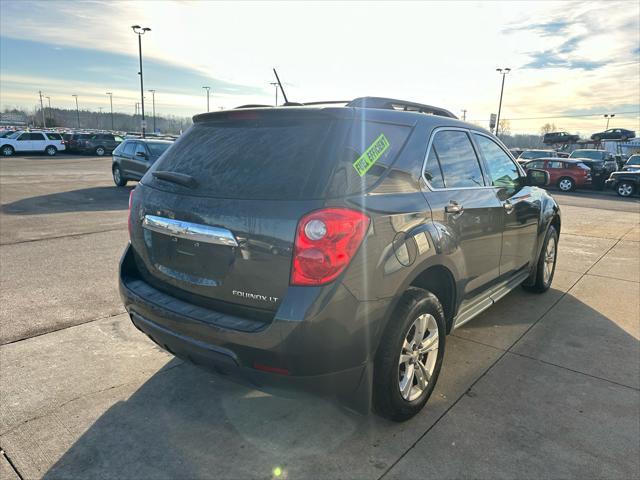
<box><xmin>1</xmin><ymin>154</ymin><xmax>639</xmax><ymax>480</ymax></box>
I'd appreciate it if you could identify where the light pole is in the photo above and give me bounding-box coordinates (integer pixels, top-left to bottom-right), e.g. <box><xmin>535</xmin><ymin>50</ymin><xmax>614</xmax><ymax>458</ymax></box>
<box><xmin>72</xmin><ymin>94</ymin><xmax>80</xmax><ymax>128</ymax></box>
<box><xmin>132</xmin><ymin>25</ymin><xmax>151</xmax><ymax>138</ymax></box>
<box><xmin>45</xmin><ymin>96</ymin><xmax>52</xmax><ymax>126</ymax></box>
<box><xmin>148</xmin><ymin>89</ymin><xmax>156</xmax><ymax>133</ymax></box>
<box><xmin>604</xmin><ymin>114</ymin><xmax>615</xmax><ymax>129</ymax></box>
<box><xmin>106</xmin><ymin>92</ymin><xmax>114</xmax><ymax>130</ymax></box>
<box><xmin>270</xmin><ymin>81</ymin><xmax>278</xmax><ymax>105</ymax></box>
<box><xmin>38</xmin><ymin>91</ymin><xmax>46</xmax><ymax>128</ymax></box>
<box><xmin>495</xmin><ymin>67</ymin><xmax>511</xmax><ymax>137</ymax></box>
<box><xmin>202</xmin><ymin>86</ymin><xmax>210</xmax><ymax>112</ymax></box>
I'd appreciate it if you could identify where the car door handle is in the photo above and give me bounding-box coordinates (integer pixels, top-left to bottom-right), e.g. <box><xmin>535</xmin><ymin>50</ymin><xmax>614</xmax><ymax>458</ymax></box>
<box><xmin>445</xmin><ymin>202</ymin><xmax>464</xmax><ymax>215</ymax></box>
<box><xmin>503</xmin><ymin>200</ymin><xmax>514</xmax><ymax>213</ymax></box>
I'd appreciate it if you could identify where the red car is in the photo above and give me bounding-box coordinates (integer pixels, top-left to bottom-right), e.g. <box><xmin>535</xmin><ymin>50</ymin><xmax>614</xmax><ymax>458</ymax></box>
<box><xmin>524</xmin><ymin>158</ymin><xmax>592</xmax><ymax>192</ymax></box>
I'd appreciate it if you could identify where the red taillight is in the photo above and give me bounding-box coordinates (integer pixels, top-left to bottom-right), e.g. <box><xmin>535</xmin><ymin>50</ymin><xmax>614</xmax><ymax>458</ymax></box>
<box><xmin>291</xmin><ymin>208</ymin><xmax>369</xmax><ymax>286</ymax></box>
<box><xmin>128</xmin><ymin>189</ymin><xmax>135</xmax><ymax>236</ymax></box>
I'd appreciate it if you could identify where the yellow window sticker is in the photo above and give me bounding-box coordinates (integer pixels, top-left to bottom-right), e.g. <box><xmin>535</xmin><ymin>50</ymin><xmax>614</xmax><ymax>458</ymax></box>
<box><xmin>352</xmin><ymin>133</ymin><xmax>390</xmax><ymax>177</ymax></box>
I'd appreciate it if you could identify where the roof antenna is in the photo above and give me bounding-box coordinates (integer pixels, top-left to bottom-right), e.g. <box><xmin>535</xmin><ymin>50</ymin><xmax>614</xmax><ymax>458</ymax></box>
<box><xmin>272</xmin><ymin>68</ymin><xmax>289</xmax><ymax>104</ymax></box>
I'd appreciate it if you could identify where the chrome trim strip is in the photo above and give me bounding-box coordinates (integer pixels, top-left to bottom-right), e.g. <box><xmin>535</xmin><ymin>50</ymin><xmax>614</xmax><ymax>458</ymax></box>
<box><xmin>142</xmin><ymin>215</ymin><xmax>238</xmax><ymax>247</ymax></box>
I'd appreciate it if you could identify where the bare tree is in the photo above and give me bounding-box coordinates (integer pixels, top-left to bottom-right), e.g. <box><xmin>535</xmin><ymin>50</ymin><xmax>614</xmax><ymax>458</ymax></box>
<box><xmin>539</xmin><ymin>122</ymin><xmax>557</xmax><ymax>135</ymax></box>
<box><xmin>498</xmin><ymin>119</ymin><xmax>511</xmax><ymax>136</ymax></box>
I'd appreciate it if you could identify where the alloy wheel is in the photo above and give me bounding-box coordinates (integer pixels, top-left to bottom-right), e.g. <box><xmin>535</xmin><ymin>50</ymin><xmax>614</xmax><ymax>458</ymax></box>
<box><xmin>618</xmin><ymin>183</ymin><xmax>633</xmax><ymax>197</ymax></box>
<box><xmin>96</xmin><ymin>147</ymin><xmax>105</xmax><ymax>156</ymax></box>
<box><xmin>398</xmin><ymin>313</ymin><xmax>439</xmax><ymax>401</ymax></box>
<box><xmin>559</xmin><ymin>179</ymin><xmax>573</xmax><ymax>191</ymax></box>
<box><xmin>543</xmin><ymin>235</ymin><xmax>556</xmax><ymax>285</ymax></box>
<box><xmin>113</xmin><ymin>167</ymin><xmax>121</xmax><ymax>184</ymax></box>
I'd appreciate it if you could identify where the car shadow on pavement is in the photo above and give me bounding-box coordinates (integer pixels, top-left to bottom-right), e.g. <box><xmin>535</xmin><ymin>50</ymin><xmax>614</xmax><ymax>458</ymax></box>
<box><xmin>40</xmin><ymin>289</ymin><xmax>639</xmax><ymax>479</ymax></box>
<box><xmin>1</xmin><ymin>186</ymin><xmax>133</xmax><ymax>215</ymax></box>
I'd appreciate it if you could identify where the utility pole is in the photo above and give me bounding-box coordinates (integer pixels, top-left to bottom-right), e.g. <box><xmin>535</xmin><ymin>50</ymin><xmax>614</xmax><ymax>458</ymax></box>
<box><xmin>495</xmin><ymin>67</ymin><xmax>511</xmax><ymax>137</ymax></box>
<box><xmin>132</xmin><ymin>25</ymin><xmax>151</xmax><ymax>138</ymax></box>
<box><xmin>148</xmin><ymin>89</ymin><xmax>156</xmax><ymax>133</ymax></box>
<box><xmin>461</xmin><ymin>109</ymin><xmax>467</xmax><ymax>121</ymax></box>
<box><xmin>270</xmin><ymin>82</ymin><xmax>279</xmax><ymax>105</ymax></box>
<box><xmin>106</xmin><ymin>92</ymin><xmax>114</xmax><ymax>130</ymax></box>
<box><xmin>202</xmin><ymin>86</ymin><xmax>210</xmax><ymax>112</ymax></box>
<box><xmin>38</xmin><ymin>91</ymin><xmax>46</xmax><ymax>128</ymax></box>
<box><xmin>72</xmin><ymin>94</ymin><xmax>80</xmax><ymax>128</ymax></box>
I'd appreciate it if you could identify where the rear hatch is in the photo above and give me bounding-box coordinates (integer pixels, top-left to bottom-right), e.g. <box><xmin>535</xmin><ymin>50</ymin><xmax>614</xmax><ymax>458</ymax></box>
<box><xmin>129</xmin><ymin>108</ymin><xmax>412</xmax><ymax>319</ymax></box>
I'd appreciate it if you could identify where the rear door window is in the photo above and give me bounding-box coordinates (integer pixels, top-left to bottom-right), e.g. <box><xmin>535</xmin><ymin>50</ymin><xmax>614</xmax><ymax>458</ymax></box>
<box><xmin>122</xmin><ymin>142</ymin><xmax>136</xmax><ymax>157</ymax></box>
<box><xmin>134</xmin><ymin>143</ymin><xmax>148</xmax><ymax>157</ymax></box>
<box><xmin>29</xmin><ymin>133</ymin><xmax>45</xmax><ymax>141</ymax></box>
<box><xmin>426</xmin><ymin>130</ymin><xmax>485</xmax><ymax>188</ymax></box>
<box><xmin>46</xmin><ymin>133</ymin><xmax>62</xmax><ymax>140</ymax></box>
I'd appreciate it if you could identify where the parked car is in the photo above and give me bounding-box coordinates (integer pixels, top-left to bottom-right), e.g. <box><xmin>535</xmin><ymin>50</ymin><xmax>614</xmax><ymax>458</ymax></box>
<box><xmin>569</xmin><ymin>149</ymin><xmax>617</xmax><ymax>189</ymax></box>
<box><xmin>63</xmin><ymin>132</ymin><xmax>93</xmax><ymax>153</ymax></box>
<box><xmin>74</xmin><ymin>133</ymin><xmax>124</xmax><ymax>156</ymax></box>
<box><xmin>606</xmin><ymin>170</ymin><xmax>639</xmax><ymax>197</ymax></box>
<box><xmin>111</xmin><ymin>138</ymin><xmax>173</xmax><ymax>186</ymax></box>
<box><xmin>591</xmin><ymin>128</ymin><xmax>636</xmax><ymax>142</ymax></box>
<box><xmin>523</xmin><ymin>158</ymin><xmax>591</xmax><ymax>192</ymax></box>
<box><xmin>119</xmin><ymin>97</ymin><xmax>559</xmax><ymax>421</ymax></box>
<box><xmin>622</xmin><ymin>154</ymin><xmax>640</xmax><ymax>171</ymax></box>
<box><xmin>518</xmin><ymin>149</ymin><xmax>559</xmax><ymax>160</ymax></box>
<box><xmin>542</xmin><ymin>131</ymin><xmax>579</xmax><ymax>144</ymax></box>
<box><xmin>509</xmin><ymin>148</ymin><xmax>524</xmax><ymax>158</ymax></box>
<box><xmin>0</xmin><ymin>130</ymin><xmax>17</xmax><ymax>138</ymax></box>
<box><xmin>0</xmin><ymin>131</ymin><xmax>66</xmax><ymax>156</ymax></box>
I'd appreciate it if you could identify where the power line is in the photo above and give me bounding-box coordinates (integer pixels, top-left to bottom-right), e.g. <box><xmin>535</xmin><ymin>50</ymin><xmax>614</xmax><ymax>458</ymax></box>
<box><xmin>469</xmin><ymin>111</ymin><xmax>639</xmax><ymax>122</ymax></box>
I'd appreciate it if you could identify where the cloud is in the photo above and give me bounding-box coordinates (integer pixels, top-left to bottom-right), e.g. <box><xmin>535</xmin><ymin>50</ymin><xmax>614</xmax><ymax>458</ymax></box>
<box><xmin>522</xmin><ymin>51</ymin><xmax>606</xmax><ymax>71</ymax></box>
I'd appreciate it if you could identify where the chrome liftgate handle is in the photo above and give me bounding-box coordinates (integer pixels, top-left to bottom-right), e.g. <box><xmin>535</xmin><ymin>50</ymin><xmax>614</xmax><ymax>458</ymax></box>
<box><xmin>142</xmin><ymin>215</ymin><xmax>239</xmax><ymax>247</ymax></box>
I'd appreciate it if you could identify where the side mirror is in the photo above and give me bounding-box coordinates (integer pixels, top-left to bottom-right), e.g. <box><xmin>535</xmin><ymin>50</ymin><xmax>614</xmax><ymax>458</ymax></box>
<box><xmin>135</xmin><ymin>151</ymin><xmax>147</xmax><ymax>158</ymax></box>
<box><xmin>526</xmin><ymin>168</ymin><xmax>549</xmax><ymax>187</ymax></box>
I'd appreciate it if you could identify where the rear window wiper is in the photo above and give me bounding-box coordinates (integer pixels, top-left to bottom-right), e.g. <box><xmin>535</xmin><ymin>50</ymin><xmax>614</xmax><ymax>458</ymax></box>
<box><xmin>152</xmin><ymin>171</ymin><xmax>198</xmax><ymax>189</ymax></box>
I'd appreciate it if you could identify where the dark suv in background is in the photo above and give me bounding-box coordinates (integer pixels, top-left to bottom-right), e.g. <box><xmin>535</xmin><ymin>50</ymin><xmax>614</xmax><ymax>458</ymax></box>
<box><xmin>82</xmin><ymin>133</ymin><xmax>124</xmax><ymax>156</ymax></box>
<box><xmin>569</xmin><ymin>149</ymin><xmax>617</xmax><ymax>189</ymax></box>
<box><xmin>112</xmin><ymin>138</ymin><xmax>173</xmax><ymax>186</ymax></box>
<box><xmin>119</xmin><ymin>97</ymin><xmax>559</xmax><ymax>421</ymax></box>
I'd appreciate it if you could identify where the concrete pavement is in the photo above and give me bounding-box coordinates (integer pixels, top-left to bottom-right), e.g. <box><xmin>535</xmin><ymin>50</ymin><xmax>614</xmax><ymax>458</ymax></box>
<box><xmin>0</xmin><ymin>155</ymin><xmax>638</xmax><ymax>479</ymax></box>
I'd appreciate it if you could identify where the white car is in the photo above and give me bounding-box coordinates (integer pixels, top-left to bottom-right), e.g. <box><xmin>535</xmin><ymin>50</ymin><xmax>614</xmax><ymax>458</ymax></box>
<box><xmin>1</xmin><ymin>131</ymin><xmax>66</xmax><ymax>156</ymax></box>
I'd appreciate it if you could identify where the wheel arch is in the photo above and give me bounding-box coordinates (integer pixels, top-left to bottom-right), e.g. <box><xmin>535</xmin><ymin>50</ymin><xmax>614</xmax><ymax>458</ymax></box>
<box><xmin>408</xmin><ymin>265</ymin><xmax>457</xmax><ymax>333</ymax></box>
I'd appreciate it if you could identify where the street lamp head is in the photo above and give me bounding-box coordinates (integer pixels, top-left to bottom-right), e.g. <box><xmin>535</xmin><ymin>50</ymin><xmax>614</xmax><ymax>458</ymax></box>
<box><xmin>496</xmin><ymin>68</ymin><xmax>502</xmax><ymax>73</ymax></box>
<box><xmin>203</xmin><ymin>86</ymin><xmax>210</xmax><ymax>90</ymax></box>
<box><xmin>131</xmin><ymin>25</ymin><xmax>141</xmax><ymax>31</ymax></box>
<box><xmin>505</xmin><ymin>68</ymin><xmax>511</xmax><ymax>73</ymax></box>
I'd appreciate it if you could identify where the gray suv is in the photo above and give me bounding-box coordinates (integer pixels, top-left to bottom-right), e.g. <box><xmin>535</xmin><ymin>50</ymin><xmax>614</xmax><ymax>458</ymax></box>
<box><xmin>119</xmin><ymin>97</ymin><xmax>559</xmax><ymax>421</ymax></box>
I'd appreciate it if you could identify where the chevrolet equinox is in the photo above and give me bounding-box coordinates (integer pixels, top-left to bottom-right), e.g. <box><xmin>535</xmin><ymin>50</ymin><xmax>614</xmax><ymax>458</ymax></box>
<box><xmin>119</xmin><ymin>97</ymin><xmax>559</xmax><ymax>421</ymax></box>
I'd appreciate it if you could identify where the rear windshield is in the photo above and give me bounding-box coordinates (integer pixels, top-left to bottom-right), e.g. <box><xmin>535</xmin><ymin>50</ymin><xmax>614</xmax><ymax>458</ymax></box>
<box><xmin>147</xmin><ymin>115</ymin><xmax>410</xmax><ymax>199</ymax></box>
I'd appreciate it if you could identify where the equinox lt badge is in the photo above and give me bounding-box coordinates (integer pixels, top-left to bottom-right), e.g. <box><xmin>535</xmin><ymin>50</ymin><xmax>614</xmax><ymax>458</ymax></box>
<box><xmin>232</xmin><ymin>290</ymin><xmax>279</xmax><ymax>303</ymax></box>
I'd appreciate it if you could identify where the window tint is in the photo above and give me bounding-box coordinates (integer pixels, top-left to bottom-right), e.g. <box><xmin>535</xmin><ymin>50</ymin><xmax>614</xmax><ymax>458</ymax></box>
<box><xmin>152</xmin><ymin>117</ymin><xmax>410</xmax><ymax>199</ymax></box>
<box><xmin>474</xmin><ymin>134</ymin><xmax>520</xmax><ymax>188</ymax></box>
<box><xmin>122</xmin><ymin>142</ymin><xmax>136</xmax><ymax>156</ymax></box>
<box><xmin>17</xmin><ymin>133</ymin><xmax>30</xmax><ymax>141</ymax></box>
<box><xmin>527</xmin><ymin>160</ymin><xmax>544</xmax><ymax>169</ymax></box>
<box><xmin>548</xmin><ymin>161</ymin><xmax>564</xmax><ymax>169</ymax></box>
<box><xmin>429</xmin><ymin>130</ymin><xmax>484</xmax><ymax>188</ymax></box>
<box><xmin>423</xmin><ymin>148</ymin><xmax>444</xmax><ymax>188</ymax></box>
<box><xmin>146</xmin><ymin>142</ymin><xmax>171</xmax><ymax>157</ymax></box>
<box><xmin>29</xmin><ymin>133</ymin><xmax>45</xmax><ymax>140</ymax></box>
<box><xmin>46</xmin><ymin>133</ymin><xmax>62</xmax><ymax>140</ymax></box>
<box><xmin>134</xmin><ymin>143</ymin><xmax>147</xmax><ymax>156</ymax></box>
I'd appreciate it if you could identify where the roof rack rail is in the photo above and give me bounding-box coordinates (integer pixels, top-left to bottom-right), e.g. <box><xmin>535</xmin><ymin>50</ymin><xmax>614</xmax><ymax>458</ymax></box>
<box><xmin>347</xmin><ymin>97</ymin><xmax>457</xmax><ymax>119</ymax></box>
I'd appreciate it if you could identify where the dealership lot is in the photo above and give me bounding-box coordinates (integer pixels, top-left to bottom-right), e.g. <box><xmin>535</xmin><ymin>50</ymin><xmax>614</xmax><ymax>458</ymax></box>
<box><xmin>1</xmin><ymin>155</ymin><xmax>638</xmax><ymax>479</ymax></box>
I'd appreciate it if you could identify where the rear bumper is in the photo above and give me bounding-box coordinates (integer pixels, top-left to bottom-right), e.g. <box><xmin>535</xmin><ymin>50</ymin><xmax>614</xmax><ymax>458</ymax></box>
<box><xmin>119</xmin><ymin>244</ymin><xmax>390</xmax><ymax>411</ymax></box>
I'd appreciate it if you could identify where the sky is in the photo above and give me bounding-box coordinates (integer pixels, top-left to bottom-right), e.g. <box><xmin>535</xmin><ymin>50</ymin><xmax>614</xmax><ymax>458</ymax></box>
<box><xmin>0</xmin><ymin>0</ymin><xmax>638</xmax><ymax>135</ymax></box>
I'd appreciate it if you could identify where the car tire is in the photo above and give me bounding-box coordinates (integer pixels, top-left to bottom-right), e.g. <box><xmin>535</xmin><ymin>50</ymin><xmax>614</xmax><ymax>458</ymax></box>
<box><xmin>523</xmin><ymin>224</ymin><xmax>558</xmax><ymax>293</ymax></box>
<box><xmin>1</xmin><ymin>145</ymin><xmax>14</xmax><ymax>156</ymax></box>
<box><xmin>557</xmin><ymin>177</ymin><xmax>575</xmax><ymax>192</ymax></box>
<box><xmin>616</xmin><ymin>182</ymin><xmax>635</xmax><ymax>197</ymax></box>
<box><xmin>95</xmin><ymin>146</ymin><xmax>106</xmax><ymax>156</ymax></box>
<box><xmin>45</xmin><ymin>146</ymin><xmax>57</xmax><ymax>156</ymax></box>
<box><xmin>113</xmin><ymin>165</ymin><xmax>127</xmax><ymax>187</ymax></box>
<box><xmin>373</xmin><ymin>287</ymin><xmax>446</xmax><ymax>422</ymax></box>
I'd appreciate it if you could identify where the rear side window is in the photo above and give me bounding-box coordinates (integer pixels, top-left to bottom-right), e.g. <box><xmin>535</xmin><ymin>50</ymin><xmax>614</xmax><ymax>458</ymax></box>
<box><xmin>426</xmin><ymin>130</ymin><xmax>484</xmax><ymax>188</ymax></box>
<box><xmin>150</xmin><ymin>116</ymin><xmax>410</xmax><ymax>199</ymax></box>
<box><xmin>548</xmin><ymin>161</ymin><xmax>563</xmax><ymax>169</ymax></box>
<box><xmin>123</xmin><ymin>142</ymin><xmax>136</xmax><ymax>156</ymax></box>
<box><xmin>46</xmin><ymin>133</ymin><xmax>62</xmax><ymax>140</ymax></box>
<box><xmin>527</xmin><ymin>160</ymin><xmax>544</xmax><ymax>169</ymax></box>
